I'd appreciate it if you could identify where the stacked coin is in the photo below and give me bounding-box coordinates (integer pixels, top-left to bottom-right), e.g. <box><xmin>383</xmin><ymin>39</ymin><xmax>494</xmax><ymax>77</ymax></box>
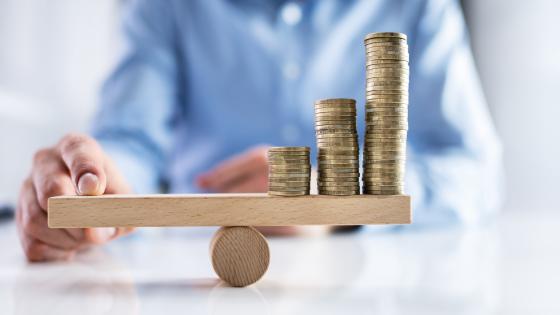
<box><xmin>363</xmin><ymin>32</ymin><xmax>409</xmax><ymax>195</ymax></box>
<box><xmin>314</xmin><ymin>98</ymin><xmax>360</xmax><ymax>195</ymax></box>
<box><xmin>267</xmin><ymin>147</ymin><xmax>311</xmax><ymax>196</ymax></box>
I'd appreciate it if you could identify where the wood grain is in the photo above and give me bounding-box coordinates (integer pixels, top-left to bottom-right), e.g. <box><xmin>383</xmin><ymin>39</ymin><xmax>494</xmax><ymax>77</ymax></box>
<box><xmin>48</xmin><ymin>193</ymin><xmax>411</xmax><ymax>228</ymax></box>
<box><xmin>210</xmin><ymin>226</ymin><xmax>269</xmax><ymax>287</ymax></box>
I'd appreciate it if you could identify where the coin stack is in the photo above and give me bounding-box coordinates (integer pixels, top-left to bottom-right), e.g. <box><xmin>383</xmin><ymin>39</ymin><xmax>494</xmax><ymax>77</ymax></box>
<box><xmin>267</xmin><ymin>147</ymin><xmax>311</xmax><ymax>196</ymax></box>
<box><xmin>363</xmin><ymin>32</ymin><xmax>409</xmax><ymax>195</ymax></box>
<box><xmin>314</xmin><ymin>98</ymin><xmax>360</xmax><ymax>195</ymax></box>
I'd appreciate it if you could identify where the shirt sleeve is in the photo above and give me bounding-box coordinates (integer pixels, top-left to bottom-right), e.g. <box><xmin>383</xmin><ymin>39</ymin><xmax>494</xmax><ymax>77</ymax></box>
<box><xmin>91</xmin><ymin>0</ymin><xmax>180</xmax><ymax>194</ymax></box>
<box><xmin>403</xmin><ymin>0</ymin><xmax>504</xmax><ymax>227</ymax></box>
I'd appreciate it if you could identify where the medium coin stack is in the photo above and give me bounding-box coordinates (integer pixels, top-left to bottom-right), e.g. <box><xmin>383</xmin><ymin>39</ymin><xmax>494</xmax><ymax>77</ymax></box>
<box><xmin>363</xmin><ymin>32</ymin><xmax>409</xmax><ymax>195</ymax></box>
<box><xmin>314</xmin><ymin>98</ymin><xmax>360</xmax><ymax>195</ymax></box>
<box><xmin>267</xmin><ymin>147</ymin><xmax>311</xmax><ymax>196</ymax></box>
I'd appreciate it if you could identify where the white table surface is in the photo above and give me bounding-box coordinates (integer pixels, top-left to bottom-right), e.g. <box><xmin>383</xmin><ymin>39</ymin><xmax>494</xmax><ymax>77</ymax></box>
<box><xmin>0</xmin><ymin>211</ymin><xmax>558</xmax><ymax>315</ymax></box>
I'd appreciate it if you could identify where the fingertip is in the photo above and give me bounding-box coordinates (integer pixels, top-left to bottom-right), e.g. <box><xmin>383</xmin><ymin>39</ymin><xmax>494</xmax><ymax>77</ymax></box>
<box><xmin>77</xmin><ymin>173</ymin><xmax>101</xmax><ymax>196</ymax></box>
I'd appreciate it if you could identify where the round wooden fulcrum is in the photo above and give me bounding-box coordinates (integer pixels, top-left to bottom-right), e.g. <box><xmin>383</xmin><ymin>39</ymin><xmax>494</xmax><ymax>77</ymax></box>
<box><xmin>210</xmin><ymin>226</ymin><xmax>270</xmax><ymax>287</ymax></box>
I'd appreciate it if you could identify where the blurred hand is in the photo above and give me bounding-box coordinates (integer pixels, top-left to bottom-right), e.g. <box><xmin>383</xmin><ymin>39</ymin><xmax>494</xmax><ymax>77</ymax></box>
<box><xmin>196</xmin><ymin>146</ymin><xmax>269</xmax><ymax>193</ymax></box>
<box><xmin>16</xmin><ymin>133</ymin><xmax>133</xmax><ymax>262</ymax></box>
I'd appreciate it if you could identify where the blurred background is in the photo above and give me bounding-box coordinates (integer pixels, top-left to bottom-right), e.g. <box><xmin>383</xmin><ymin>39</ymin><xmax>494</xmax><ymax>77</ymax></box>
<box><xmin>0</xmin><ymin>0</ymin><xmax>558</xmax><ymax>213</ymax></box>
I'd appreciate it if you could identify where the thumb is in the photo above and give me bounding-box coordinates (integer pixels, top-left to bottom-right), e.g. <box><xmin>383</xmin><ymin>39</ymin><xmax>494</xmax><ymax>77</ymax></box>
<box><xmin>57</xmin><ymin>134</ymin><xmax>108</xmax><ymax>196</ymax></box>
<box><xmin>77</xmin><ymin>172</ymin><xmax>103</xmax><ymax>196</ymax></box>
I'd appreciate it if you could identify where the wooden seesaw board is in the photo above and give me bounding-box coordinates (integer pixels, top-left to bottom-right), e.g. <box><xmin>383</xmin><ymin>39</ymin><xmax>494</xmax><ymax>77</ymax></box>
<box><xmin>47</xmin><ymin>193</ymin><xmax>411</xmax><ymax>287</ymax></box>
<box><xmin>47</xmin><ymin>193</ymin><xmax>411</xmax><ymax>228</ymax></box>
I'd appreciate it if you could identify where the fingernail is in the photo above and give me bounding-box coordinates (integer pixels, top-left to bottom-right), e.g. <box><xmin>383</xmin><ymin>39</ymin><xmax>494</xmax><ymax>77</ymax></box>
<box><xmin>94</xmin><ymin>227</ymin><xmax>116</xmax><ymax>242</ymax></box>
<box><xmin>78</xmin><ymin>172</ymin><xmax>99</xmax><ymax>195</ymax></box>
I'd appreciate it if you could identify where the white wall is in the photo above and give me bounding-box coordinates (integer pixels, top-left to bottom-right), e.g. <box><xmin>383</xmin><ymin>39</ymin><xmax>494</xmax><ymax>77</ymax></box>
<box><xmin>463</xmin><ymin>0</ymin><xmax>560</xmax><ymax>212</ymax></box>
<box><xmin>0</xmin><ymin>0</ymin><xmax>119</xmax><ymax>203</ymax></box>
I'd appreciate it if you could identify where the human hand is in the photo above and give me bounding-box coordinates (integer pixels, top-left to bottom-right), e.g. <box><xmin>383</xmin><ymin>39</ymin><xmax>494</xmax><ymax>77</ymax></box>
<box><xmin>16</xmin><ymin>133</ymin><xmax>133</xmax><ymax>262</ymax></box>
<box><xmin>196</xmin><ymin>146</ymin><xmax>269</xmax><ymax>193</ymax></box>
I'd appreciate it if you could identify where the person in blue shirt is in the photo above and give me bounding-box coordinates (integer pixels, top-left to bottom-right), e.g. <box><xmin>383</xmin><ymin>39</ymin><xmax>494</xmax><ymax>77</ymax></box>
<box><xmin>16</xmin><ymin>0</ymin><xmax>502</xmax><ymax>261</ymax></box>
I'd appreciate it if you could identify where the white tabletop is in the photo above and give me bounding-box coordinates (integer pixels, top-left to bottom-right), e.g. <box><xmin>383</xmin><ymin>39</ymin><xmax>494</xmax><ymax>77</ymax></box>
<box><xmin>0</xmin><ymin>211</ymin><xmax>558</xmax><ymax>315</ymax></box>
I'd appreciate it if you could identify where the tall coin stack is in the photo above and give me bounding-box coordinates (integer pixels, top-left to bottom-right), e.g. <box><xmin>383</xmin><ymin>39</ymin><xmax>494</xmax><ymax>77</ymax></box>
<box><xmin>363</xmin><ymin>32</ymin><xmax>409</xmax><ymax>195</ymax></box>
<box><xmin>314</xmin><ymin>98</ymin><xmax>360</xmax><ymax>195</ymax></box>
<box><xmin>267</xmin><ymin>147</ymin><xmax>311</xmax><ymax>196</ymax></box>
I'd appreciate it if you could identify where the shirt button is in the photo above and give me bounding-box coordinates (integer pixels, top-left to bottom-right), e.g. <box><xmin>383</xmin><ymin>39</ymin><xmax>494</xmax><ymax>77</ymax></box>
<box><xmin>282</xmin><ymin>124</ymin><xmax>300</xmax><ymax>142</ymax></box>
<box><xmin>283</xmin><ymin>62</ymin><xmax>300</xmax><ymax>80</ymax></box>
<box><xmin>281</xmin><ymin>2</ymin><xmax>302</xmax><ymax>26</ymax></box>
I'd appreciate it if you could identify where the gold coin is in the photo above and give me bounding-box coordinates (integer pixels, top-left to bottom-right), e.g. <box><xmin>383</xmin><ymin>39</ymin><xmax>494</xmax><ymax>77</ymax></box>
<box><xmin>366</xmin><ymin>63</ymin><xmax>409</xmax><ymax>70</ymax></box>
<box><xmin>316</xmin><ymin>136</ymin><xmax>358</xmax><ymax>141</ymax></box>
<box><xmin>269</xmin><ymin>146</ymin><xmax>309</xmax><ymax>151</ymax></box>
<box><xmin>364</xmin><ymin>37</ymin><xmax>406</xmax><ymax>44</ymax></box>
<box><xmin>366</xmin><ymin>79</ymin><xmax>409</xmax><ymax>85</ymax></box>
<box><xmin>269</xmin><ymin>174</ymin><xmax>310</xmax><ymax>179</ymax></box>
<box><xmin>366</xmin><ymin>86</ymin><xmax>408</xmax><ymax>93</ymax></box>
<box><xmin>363</xmin><ymin>191</ymin><xmax>402</xmax><ymax>196</ymax></box>
<box><xmin>268</xmin><ymin>152</ymin><xmax>310</xmax><ymax>157</ymax></box>
<box><xmin>268</xmin><ymin>184</ymin><xmax>310</xmax><ymax>189</ymax></box>
<box><xmin>268</xmin><ymin>191</ymin><xmax>309</xmax><ymax>197</ymax></box>
<box><xmin>315</xmin><ymin>118</ymin><xmax>357</xmax><ymax>123</ymax></box>
<box><xmin>314</xmin><ymin>104</ymin><xmax>357</xmax><ymax>109</ymax></box>
<box><xmin>365</xmin><ymin>113</ymin><xmax>407</xmax><ymax>119</ymax></box>
<box><xmin>318</xmin><ymin>183</ymin><xmax>359</xmax><ymax>189</ymax></box>
<box><xmin>318</xmin><ymin>163</ymin><xmax>359</xmax><ymax>168</ymax></box>
<box><xmin>318</xmin><ymin>189</ymin><xmax>360</xmax><ymax>194</ymax></box>
<box><xmin>315</xmin><ymin>110</ymin><xmax>357</xmax><ymax>115</ymax></box>
<box><xmin>365</xmin><ymin>40</ymin><xmax>408</xmax><ymax>47</ymax></box>
<box><xmin>366</xmin><ymin>90</ymin><xmax>409</xmax><ymax>96</ymax></box>
<box><xmin>317</xmin><ymin>133</ymin><xmax>358</xmax><ymax>137</ymax></box>
<box><xmin>317</xmin><ymin>143</ymin><xmax>359</xmax><ymax>149</ymax></box>
<box><xmin>366</xmin><ymin>95</ymin><xmax>408</xmax><ymax>102</ymax></box>
<box><xmin>365</xmin><ymin>104</ymin><xmax>408</xmax><ymax>109</ymax></box>
<box><xmin>365</xmin><ymin>120</ymin><xmax>408</xmax><ymax>126</ymax></box>
<box><xmin>366</xmin><ymin>56</ymin><xmax>409</xmax><ymax>63</ymax></box>
<box><xmin>364</xmin><ymin>32</ymin><xmax>407</xmax><ymax>40</ymax></box>
<box><xmin>366</xmin><ymin>51</ymin><xmax>409</xmax><ymax>57</ymax></box>
<box><xmin>269</xmin><ymin>167</ymin><xmax>310</xmax><ymax>171</ymax></box>
<box><xmin>269</xmin><ymin>179</ymin><xmax>311</xmax><ymax>183</ymax></box>
<box><xmin>315</xmin><ymin>124</ymin><xmax>357</xmax><ymax>129</ymax></box>
<box><xmin>318</xmin><ymin>158</ymin><xmax>359</xmax><ymax>163</ymax></box>
<box><xmin>319</xmin><ymin>167</ymin><xmax>359</xmax><ymax>172</ymax></box>
<box><xmin>319</xmin><ymin>174</ymin><xmax>360</xmax><ymax>179</ymax></box>
<box><xmin>365</xmin><ymin>49</ymin><xmax>409</xmax><ymax>56</ymax></box>
<box><xmin>367</xmin><ymin>67</ymin><xmax>409</xmax><ymax>75</ymax></box>
<box><xmin>315</xmin><ymin>114</ymin><xmax>357</xmax><ymax>119</ymax></box>
<box><xmin>318</xmin><ymin>147</ymin><xmax>359</xmax><ymax>152</ymax></box>
<box><xmin>365</xmin><ymin>129</ymin><xmax>407</xmax><ymax>136</ymax></box>
<box><xmin>315</xmin><ymin>98</ymin><xmax>356</xmax><ymax>104</ymax></box>
<box><xmin>268</xmin><ymin>160</ymin><xmax>310</xmax><ymax>165</ymax></box>
<box><xmin>364</xmin><ymin>36</ymin><xmax>406</xmax><ymax>44</ymax></box>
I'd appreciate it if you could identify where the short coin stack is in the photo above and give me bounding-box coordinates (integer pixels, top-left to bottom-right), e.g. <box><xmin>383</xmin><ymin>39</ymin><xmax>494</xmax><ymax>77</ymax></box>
<box><xmin>267</xmin><ymin>147</ymin><xmax>311</xmax><ymax>196</ymax></box>
<box><xmin>363</xmin><ymin>32</ymin><xmax>409</xmax><ymax>195</ymax></box>
<box><xmin>314</xmin><ymin>98</ymin><xmax>360</xmax><ymax>195</ymax></box>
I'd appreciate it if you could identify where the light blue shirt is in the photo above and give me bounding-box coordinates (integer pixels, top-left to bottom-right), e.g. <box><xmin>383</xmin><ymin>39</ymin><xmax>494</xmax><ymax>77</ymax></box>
<box><xmin>92</xmin><ymin>0</ymin><xmax>503</xmax><ymax>227</ymax></box>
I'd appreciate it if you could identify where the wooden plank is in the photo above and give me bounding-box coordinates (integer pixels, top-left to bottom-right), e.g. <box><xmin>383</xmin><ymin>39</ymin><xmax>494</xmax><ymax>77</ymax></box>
<box><xmin>48</xmin><ymin>193</ymin><xmax>411</xmax><ymax>228</ymax></box>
